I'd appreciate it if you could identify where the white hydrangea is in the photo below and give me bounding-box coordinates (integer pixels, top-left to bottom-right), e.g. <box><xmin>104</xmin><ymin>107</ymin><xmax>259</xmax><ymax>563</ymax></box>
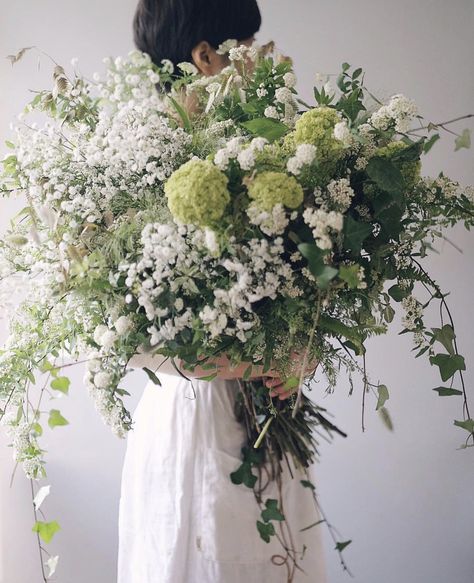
<box><xmin>283</xmin><ymin>72</ymin><xmax>297</xmax><ymax>88</ymax></box>
<box><xmin>237</xmin><ymin>147</ymin><xmax>256</xmax><ymax>170</ymax></box>
<box><xmin>114</xmin><ymin>315</ymin><xmax>133</xmax><ymax>335</ymax></box>
<box><xmin>264</xmin><ymin>106</ymin><xmax>280</xmax><ymax>119</ymax></box>
<box><xmin>246</xmin><ymin>202</ymin><xmax>290</xmax><ymax>236</ymax></box>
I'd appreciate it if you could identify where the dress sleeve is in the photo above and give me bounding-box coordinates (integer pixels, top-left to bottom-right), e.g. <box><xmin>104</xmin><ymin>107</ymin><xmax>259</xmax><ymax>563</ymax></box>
<box><xmin>127</xmin><ymin>345</ymin><xmax>186</xmax><ymax>377</ymax></box>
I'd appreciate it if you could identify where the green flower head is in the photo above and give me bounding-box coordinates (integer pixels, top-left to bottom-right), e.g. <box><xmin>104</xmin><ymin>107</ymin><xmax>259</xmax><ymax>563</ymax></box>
<box><xmin>247</xmin><ymin>171</ymin><xmax>304</xmax><ymax>211</ymax></box>
<box><xmin>294</xmin><ymin>107</ymin><xmax>343</xmax><ymax>154</ymax></box>
<box><xmin>376</xmin><ymin>141</ymin><xmax>422</xmax><ymax>189</ymax></box>
<box><xmin>164</xmin><ymin>159</ymin><xmax>230</xmax><ymax>226</ymax></box>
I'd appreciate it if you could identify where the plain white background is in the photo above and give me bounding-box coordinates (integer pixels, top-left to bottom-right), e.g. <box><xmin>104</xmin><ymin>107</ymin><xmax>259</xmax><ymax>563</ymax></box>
<box><xmin>0</xmin><ymin>1</ymin><xmax>473</xmax><ymax>582</ymax></box>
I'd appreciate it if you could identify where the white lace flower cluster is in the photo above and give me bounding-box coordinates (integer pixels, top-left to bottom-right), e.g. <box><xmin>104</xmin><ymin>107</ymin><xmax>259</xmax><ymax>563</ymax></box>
<box><xmin>214</xmin><ymin>136</ymin><xmax>268</xmax><ymax>171</ymax></box>
<box><xmin>401</xmin><ymin>295</ymin><xmax>423</xmax><ymax>330</ymax></box>
<box><xmin>11</xmin><ymin>51</ymin><xmax>192</xmax><ymax>229</ymax></box>
<box><xmin>325</xmin><ymin>178</ymin><xmax>356</xmax><ymax>212</ymax></box>
<box><xmin>124</xmin><ymin>221</ymin><xmax>296</xmax><ymax>345</ymax></box>
<box><xmin>369</xmin><ymin>94</ymin><xmax>419</xmax><ymax>133</ymax></box>
<box><xmin>302</xmin><ymin>206</ymin><xmax>344</xmax><ymax>250</ymax></box>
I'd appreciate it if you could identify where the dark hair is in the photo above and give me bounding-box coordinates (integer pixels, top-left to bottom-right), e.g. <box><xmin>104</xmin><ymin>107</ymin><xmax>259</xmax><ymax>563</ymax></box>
<box><xmin>133</xmin><ymin>0</ymin><xmax>262</xmax><ymax>68</ymax></box>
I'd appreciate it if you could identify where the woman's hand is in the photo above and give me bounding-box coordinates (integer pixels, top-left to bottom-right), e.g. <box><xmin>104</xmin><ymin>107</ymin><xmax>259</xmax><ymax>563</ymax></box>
<box><xmin>264</xmin><ymin>350</ymin><xmax>319</xmax><ymax>400</ymax></box>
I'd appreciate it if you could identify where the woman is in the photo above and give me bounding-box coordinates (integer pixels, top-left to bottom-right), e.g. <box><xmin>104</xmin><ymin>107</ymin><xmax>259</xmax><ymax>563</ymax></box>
<box><xmin>117</xmin><ymin>1</ymin><xmax>328</xmax><ymax>581</ymax></box>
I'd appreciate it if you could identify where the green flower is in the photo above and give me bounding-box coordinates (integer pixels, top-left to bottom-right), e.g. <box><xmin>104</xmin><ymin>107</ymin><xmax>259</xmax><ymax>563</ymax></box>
<box><xmin>164</xmin><ymin>159</ymin><xmax>230</xmax><ymax>226</ymax></box>
<box><xmin>375</xmin><ymin>141</ymin><xmax>422</xmax><ymax>189</ymax></box>
<box><xmin>247</xmin><ymin>171</ymin><xmax>304</xmax><ymax>211</ymax></box>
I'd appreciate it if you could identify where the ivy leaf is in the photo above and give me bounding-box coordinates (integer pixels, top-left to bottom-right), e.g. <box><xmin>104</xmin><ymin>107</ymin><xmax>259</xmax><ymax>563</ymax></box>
<box><xmin>50</xmin><ymin>376</ymin><xmax>70</xmax><ymax>394</ymax></box>
<box><xmin>378</xmin><ymin>406</ymin><xmax>393</xmax><ymax>431</ymax></box>
<box><xmin>454</xmin><ymin>128</ymin><xmax>471</xmax><ymax>151</ymax></box>
<box><xmin>241</xmin><ymin>118</ymin><xmax>288</xmax><ymax>142</ymax></box>
<box><xmin>297</xmin><ymin>242</ymin><xmax>338</xmax><ymax>288</ymax></box>
<box><xmin>342</xmin><ymin>216</ymin><xmax>372</xmax><ymax>254</ymax></box>
<box><xmin>143</xmin><ymin>367</ymin><xmax>162</xmax><ymax>386</ymax></box>
<box><xmin>32</xmin><ymin>520</ymin><xmax>60</xmax><ymax>544</ymax></box>
<box><xmin>429</xmin><ymin>354</ymin><xmax>466</xmax><ymax>382</ymax></box>
<box><xmin>366</xmin><ymin>156</ymin><xmax>405</xmax><ymax>195</ymax></box>
<box><xmin>335</xmin><ymin>540</ymin><xmax>352</xmax><ymax>552</ymax></box>
<box><xmin>432</xmin><ymin>387</ymin><xmax>463</xmax><ymax>396</ymax></box>
<box><xmin>453</xmin><ymin>419</ymin><xmax>474</xmax><ymax>433</ymax></box>
<box><xmin>256</xmin><ymin>520</ymin><xmax>275</xmax><ymax>543</ymax></box>
<box><xmin>339</xmin><ymin>264</ymin><xmax>361</xmax><ymax>288</ymax></box>
<box><xmin>48</xmin><ymin>409</ymin><xmax>69</xmax><ymax>429</ymax></box>
<box><xmin>230</xmin><ymin>461</ymin><xmax>257</xmax><ymax>488</ymax></box>
<box><xmin>431</xmin><ymin>324</ymin><xmax>455</xmax><ymax>356</ymax></box>
<box><xmin>388</xmin><ymin>284</ymin><xmax>410</xmax><ymax>302</ymax></box>
<box><xmin>422</xmin><ymin>133</ymin><xmax>440</xmax><ymax>154</ymax></box>
<box><xmin>282</xmin><ymin>375</ymin><xmax>299</xmax><ymax>390</ymax></box>
<box><xmin>261</xmin><ymin>499</ymin><xmax>285</xmax><ymax>522</ymax></box>
<box><xmin>376</xmin><ymin>384</ymin><xmax>389</xmax><ymax>411</ymax></box>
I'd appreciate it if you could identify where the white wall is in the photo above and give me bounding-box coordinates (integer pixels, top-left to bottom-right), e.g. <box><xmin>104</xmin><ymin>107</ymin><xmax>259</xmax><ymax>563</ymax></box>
<box><xmin>0</xmin><ymin>1</ymin><xmax>473</xmax><ymax>582</ymax></box>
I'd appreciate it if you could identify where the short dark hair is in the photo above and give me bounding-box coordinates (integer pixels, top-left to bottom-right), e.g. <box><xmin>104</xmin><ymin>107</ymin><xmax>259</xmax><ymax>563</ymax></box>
<box><xmin>133</xmin><ymin>0</ymin><xmax>262</xmax><ymax>68</ymax></box>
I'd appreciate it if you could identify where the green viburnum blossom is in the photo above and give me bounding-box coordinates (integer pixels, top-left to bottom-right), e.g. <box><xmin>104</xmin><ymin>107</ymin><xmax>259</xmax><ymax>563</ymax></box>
<box><xmin>247</xmin><ymin>171</ymin><xmax>304</xmax><ymax>211</ymax></box>
<box><xmin>375</xmin><ymin>141</ymin><xmax>422</xmax><ymax>189</ymax></box>
<box><xmin>293</xmin><ymin>107</ymin><xmax>344</xmax><ymax>158</ymax></box>
<box><xmin>164</xmin><ymin>159</ymin><xmax>230</xmax><ymax>226</ymax></box>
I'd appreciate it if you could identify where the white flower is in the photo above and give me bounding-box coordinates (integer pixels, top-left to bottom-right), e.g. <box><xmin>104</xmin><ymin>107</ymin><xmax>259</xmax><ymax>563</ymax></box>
<box><xmin>237</xmin><ymin>148</ymin><xmax>256</xmax><ymax>171</ymax></box>
<box><xmin>275</xmin><ymin>86</ymin><xmax>294</xmax><ymax>104</ymax></box>
<box><xmin>283</xmin><ymin>72</ymin><xmax>297</xmax><ymax>88</ymax></box>
<box><xmin>334</xmin><ymin>121</ymin><xmax>353</xmax><ymax>146</ymax></box>
<box><xmin>177</xmin><ymin>62</ymin><xmax>198</xmax><ymax>75</ymax></box>
<box><xmin>94</xmin><ymin>371</ymin><xmax>112</xmax><ymax>388</ymax></box>
<box><xmin>45</xmin><ymin>555</ymin><xmax>59</xmax><ymax>578</ymax></box>
<box><xmin>287</xmin><ymin>143</ymin><xmax>317</xmax><ymax>175</ymax></box>
<box><xmin>98</xmin><ymin>330</ymin><xmax>117</xmax><ymax>350</ymax></box>
<box><xmin>216</xmin><ymin>39</ymin><xmax>238</xmax><ymax>55</ymax></box>
<box><xmin>326</xmin><ymin>178</ymin><xmax>355</xmax><ymax>211</ymax></box>
<box><xmin>204</xmin><ymin>227</ymin><xmax>220</xmax><ymax>256</ymax></box>
<box><xmin>264</xmin><ymin>106</ymin><xmax>280</xmax><ymax>119</ymax></box>
<box><xmin>161</xmin><ymin>59</ymin><xmax>174</xmax><ymax>74</ymax></box>
<box><xmin>93</xmin><ymin>325</ymin><xmax>109</xmax><ymax>345</ymax></box>
<box><xmin>114</xmin><ymin>315</ymin><xmax>133</xmax><ymax>335</ymax></box>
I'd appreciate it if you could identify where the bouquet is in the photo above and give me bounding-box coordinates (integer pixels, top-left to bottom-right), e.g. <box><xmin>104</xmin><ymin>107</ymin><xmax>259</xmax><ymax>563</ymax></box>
<box><xmin>1</xmin><ymin>41</ymin><xmax>472</xmax><ymax>580</ymax></box>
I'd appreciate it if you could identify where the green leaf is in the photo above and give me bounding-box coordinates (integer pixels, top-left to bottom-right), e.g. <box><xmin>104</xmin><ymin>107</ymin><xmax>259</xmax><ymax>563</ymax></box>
<box><xmin>366</xmin><ymin>156</ymin><xmax>405</xmax><ymax>195</ymax></box>
<box><xmin>378</xmin><ymin>406</ymin><xmax>393</xmax><ymax>431</ymax></box>
<box><xmin>32</xmin><ymin>422</ymin><xmax>43</xmax><ymax>436</ymax></box>
<box><xmin>143</xmin><ymin>367</ymin><xmax>162</xmax><ymax>386</ymax></box>
<box><xmin>388</xmin><ymin>284</ymin><xmax>410</xmax><ymax>302</ymax></box>
<box><xmin>342</xmin><ymin>215</ymin><xmax>372</xmax><ymax>254</ymax></box>
<box><xmin>243</xmin><ymin>364</ymin><xmax>253</xmax><ymax>381</ymax></box>
<box><xmin>432</xmin><ymin>387</ymin><xmax>463</xmax><ymax>396</ymax></box>
<box><xmin>50</xmin><ymin>376</ymin><xmax>70</xmax><ymax>394</ymax></box>
<box><xmin>282</xmin><ymin>375</ymin><xmax>299</xmax><ymax>390</ymax></box>
<box><xmin>39</xmin><ymin>360</ymin><xmax>59</xmax><ymax>377</ymax></box>
<box><xmin>335</xmin><ymin>539</ymin><xmax>352</xmax><ymax>552</ymax></box>
<box><xmin>454</xmin><ymin>128</ymin><xmax>471</xmax><ymax>151</ymax></box>
<box><xmin>261</xmin><ymin>498</ymin><xmax>285</xmax><ymax>522</ymax></box>
<box><xmin>256</xmin><ymin>520</ymin><xmax>275</xmax><ymax>543</ymax></box>
<box><xmin>422</xmin><ymin>133</ymin><xmax>440</xmax><ymax>154</ymax></box>
<box><xmin>168</xmin><ymin>96</ymin><xmax>192</xmax><ymax>132</ymax></box>
<box><xmin>32</xmin><ymin>520</ymin><xmax>61</xmax><ymax>544</ymax></box>
<box><xmin>429</xmin><ymin>354</ymin><xmax>466</xmax><ymax>382</ymax></box>
<box><xmin>5</xmin><ymin>140</ymin><xmax>15</xmax><ymax>149</ymax></box>
<box><xmin>297</xmin><ymin>242</ymin><xmax>338</xmax><ymax>288</ymax></box>
<box><xmin>48</xmin><ymin>409</ymin><xmax>69</xmax><ymax>429</ymax></box>
<box><xmin>300</xmin><ymin>479</ymin><xmax>316</xmax><ymax>490</ymax></box>
<box><xmin>319</xmin><ymin>313</ymin><xmax>364</xmax><ymax>354</ymax></box>
<box><xmin>453</xmin><ymin>419</ymin><xmax>474</xmax><ymax>433</ymax></box>
<box><xmin>241</xmin><ymin>118</ymin><xmax>288</xmax><ymax>142</ymax></box>
<box><xmin>339</xmin><ymin>263</ymin><xmax>361</xmax><ymax>288</ymax></box>
<box><xmin>376</xmin><ymin>384</ymin><xmax>389</xmax><ymax>411</ymax></box>
<box><xmin>230</xmin><ymin>462</ymin><xmax>257</xmax><ymax>488</ymax></box>
<box><xmin>431</xmin><ymin>324</ymin><xmax>455</xmax><ymax>356</ymax></box>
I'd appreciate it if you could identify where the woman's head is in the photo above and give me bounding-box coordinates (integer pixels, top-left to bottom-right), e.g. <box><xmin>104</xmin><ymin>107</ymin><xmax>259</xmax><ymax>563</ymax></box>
<box><xmin>133</xmin><ymin>0</ymin><xmax>261</xmax><ymax>77</ymax></box>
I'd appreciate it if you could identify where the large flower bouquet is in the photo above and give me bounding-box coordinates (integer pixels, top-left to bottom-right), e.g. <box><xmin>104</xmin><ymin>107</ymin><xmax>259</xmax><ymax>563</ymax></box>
<box><xmin>1</xmin><ymin>41</ymin><xmax>473</xmax><ymax>579</ymax></box>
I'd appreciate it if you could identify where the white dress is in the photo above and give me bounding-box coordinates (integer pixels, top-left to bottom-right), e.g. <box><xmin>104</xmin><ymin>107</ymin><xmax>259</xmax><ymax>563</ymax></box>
<box><xmin>117</xmin><ymin>368</ymin><xmax>328</xmax><ymax>583</ymax></box>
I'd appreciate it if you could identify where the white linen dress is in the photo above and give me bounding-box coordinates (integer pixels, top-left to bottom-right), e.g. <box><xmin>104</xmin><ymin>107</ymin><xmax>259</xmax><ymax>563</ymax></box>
<box><xmin>117</xmin><ymin>355</ymin><xmax>328</xmax><ymax>583</ymax></box>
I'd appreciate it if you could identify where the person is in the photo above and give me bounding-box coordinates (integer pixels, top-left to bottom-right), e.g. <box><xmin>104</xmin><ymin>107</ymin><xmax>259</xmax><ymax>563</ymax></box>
<box><xmin>117</xmin><ymin>1</ymin><xmax>328</xmax><ymax>581</ymax></box>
